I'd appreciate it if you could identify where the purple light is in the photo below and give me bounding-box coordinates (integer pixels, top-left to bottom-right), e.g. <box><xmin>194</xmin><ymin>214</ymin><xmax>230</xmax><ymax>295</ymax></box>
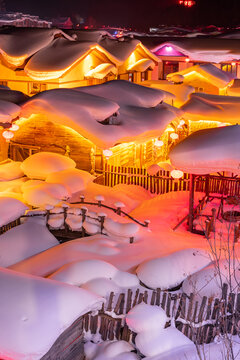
<box><xmin>154</xmin><ymin>45</ymin><xmax>186</xmax><ymax>57</ymax></box>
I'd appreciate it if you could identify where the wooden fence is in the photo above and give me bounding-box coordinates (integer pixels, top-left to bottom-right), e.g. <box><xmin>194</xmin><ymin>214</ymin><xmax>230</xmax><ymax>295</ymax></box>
<box><xmin>99</xmin><ymin>165</ymin><xmax>240</xmax><ymax>197</ymax></box>
<box><xmin>82</xmin><ymin>284</ymin><xmax>240</xmax><ymax>345</ymax></box>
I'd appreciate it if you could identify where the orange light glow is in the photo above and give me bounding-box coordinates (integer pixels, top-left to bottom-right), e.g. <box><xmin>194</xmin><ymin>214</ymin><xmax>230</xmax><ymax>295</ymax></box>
<box><xmin>154</xmin><ymin>139</ymin><xmax>164</xmax><ymax>147</ymax></box>
<box><xmin>171</xmin><ymin>169</ymin><xmax>183</xmax><ymax>179</ymax></box>
<box><xmin>0</xmin><ymin>50</ymin><xmax>28</xmax><ymax>67</ymax></box>
<box><xmin>2</xmin><ymin>130</ymin><xmax>14</xmax><ymax>142</ymax></box>
<box><xmin>103</xmin><ymin>149</ymin><xmax>113</xmax><ymax>159</ymax></box>
<box><xmin>170</xmin><ymin>133</ymin><xmax>179</xmax><ymax>140</ymax></box>
<box><xmin>185</xmin><ymin>58</ymin><xmax>190</xmax><ymax>62</ymax></box>
<box><xmin>9</xmin><ymin>124</ymin><xmax>19</xmax><ymax>131</ymax></box>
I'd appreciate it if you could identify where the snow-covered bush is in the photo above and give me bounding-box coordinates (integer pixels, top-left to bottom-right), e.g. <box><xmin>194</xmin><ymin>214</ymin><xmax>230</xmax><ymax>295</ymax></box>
<box><xmin>136</xmin><ymin>248</ymin><xmax>211</xmax><ymax>289</ymax></box>
<box><xmin>21</xmin><ymin>152</ymin><xmax>76</xmax><ymax>180</ymax></box>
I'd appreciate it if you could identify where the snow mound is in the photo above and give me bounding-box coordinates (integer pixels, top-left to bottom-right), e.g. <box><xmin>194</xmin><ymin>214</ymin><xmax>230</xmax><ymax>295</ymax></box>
<box><xmin>20</xmin><ymin>152</ymin><xmax>76</xmax><ymax>180</ymax></box>
<box><xmin>182</xmin><ymin>259</ymin><xmax>240</xmax><ymax>299</ymax></box>
<box><xmin>46</xmin><ymin>168</ymin><xmax>94</xmax><ymax>193</ymax></box>
<box><xmin>104</xmin><ymin>218</ymin><xmax>139</xmax><ymax>238</ymax></box>
<box><xmin>136</xmin><ymin>249</ymin><xmax>211</xmax><ymax>289</ymax></box>
<box><xmin>135</xmin><ymin>326</ymin><xmax>192</xmax><ymax>357</ymax></box>
<box><xmin>21</xmin><ymin>179</ymin><xmax>44</xmax><ymax>192</ymax></box>
<box><xmin>0</xmin><ymin>161</ymin><xmax>24</xmax><ymax>181</ymax></box>
<box><xmin>0</xmin><ymin>197</ymin><xmax>28</xmax><ymax>227</ymax></box>
<box><xmin>0</xmin><ymin>267</ymin><xmax>104</xmax><ymax>360</ymax></box>
<box><xmin>85</xmin><ymin>340</ymin><xmax>138</xmax><ymax>360</ymax></box>
<box><xmin>22</xmin><ymin>182</ymin><xmax>70</xmax><ymax>207</ymax></box>
<box><xmin>81</xmin><ymin>278</ymin><xmax>121</xmax><ymax>297</ymax></box>
<box><xmin>49</xmin><ymin>259</ymin><xmax>118</xmax><ymax>286</ymax></box>
<box><xmin>0</xmin><ymin>217</ymin><xmax>58</xmax><ymax>267</ymax></box>
<box><xmin>126</xmin><ymin>304</ymin><xmax>167</xmax><ymax>333</ymax></box>
<box><xmin>113</xmin><ymin>271</ymin><xmax>139</xmax><ymax>288</ymax></box>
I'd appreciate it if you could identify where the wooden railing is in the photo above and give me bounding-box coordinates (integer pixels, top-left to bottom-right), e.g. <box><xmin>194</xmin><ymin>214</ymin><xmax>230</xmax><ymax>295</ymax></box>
<box><xmin>0</xmin><ymin>196</ymin><xmax>149</xmax><ymax>243</ymax></box>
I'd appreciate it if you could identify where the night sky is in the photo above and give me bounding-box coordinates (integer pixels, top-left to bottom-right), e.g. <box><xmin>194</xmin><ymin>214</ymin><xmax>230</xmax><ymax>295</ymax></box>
<box><xmin>4</xmin><ymin>0</ymin><xmax>240</xmax><ymax>30</ymax></box>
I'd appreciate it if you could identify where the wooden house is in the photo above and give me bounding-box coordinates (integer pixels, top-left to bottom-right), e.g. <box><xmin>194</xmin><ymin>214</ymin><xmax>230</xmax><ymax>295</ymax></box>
<box><xmin>6</xmin><ymin>82</ymin><xmax>183</xmax><ymax>172</ymax></box>
<box><xmin>0</xmin><ymin>28</ymin><xmax>159</xmax><ymax>96</ymax></box>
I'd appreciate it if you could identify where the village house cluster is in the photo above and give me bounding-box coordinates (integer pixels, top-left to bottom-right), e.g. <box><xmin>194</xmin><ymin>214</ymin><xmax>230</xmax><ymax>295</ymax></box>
<box><xmin>1</xmin><ymin>26</ymin><xmax>240</xmax><ymax>360</ymax></box>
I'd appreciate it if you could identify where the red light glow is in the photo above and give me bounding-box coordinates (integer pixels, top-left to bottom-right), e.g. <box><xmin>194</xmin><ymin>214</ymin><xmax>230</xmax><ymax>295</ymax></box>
<box><xmin>179</xmin><ymin>0</ymin><xmax>195</xmax><ymax>7</ymax></box>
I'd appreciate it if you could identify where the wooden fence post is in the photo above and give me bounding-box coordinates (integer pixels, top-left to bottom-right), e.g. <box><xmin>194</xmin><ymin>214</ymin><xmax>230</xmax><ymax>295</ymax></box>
<box><xmin>189</xmin><ymin>174</ymin><xmax>195</xmax><ymax>232</ymax></box>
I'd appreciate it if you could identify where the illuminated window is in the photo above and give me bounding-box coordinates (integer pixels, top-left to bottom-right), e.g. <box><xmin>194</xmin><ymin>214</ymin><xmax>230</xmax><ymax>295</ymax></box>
<box><xmin>162</xmin><ymin>61</ymin><xmax>179</xmax><ymax>80</ymax></box>
<box><xmin>29</xmin><ymin>82</ymin><xmax>47</xmax><ymax>95</ymax></box>
<box><xmin>128</xmin><ymin>73</ymin><xmax>133</xmax><ymax>82</ymax></box>
<box><xmin>0</xmin><ymin>81</ymin><xmax>8</xmax><ymax>87</ymax></box>
<box><xmin>141</xmin><ymin>71</ymin><xmax>148</xmax><ymax>82</ymax></box>
<box><xmin>221</xmin><ymin>63</ymin><xmax>237</xmax><ymax>76</ymax></box>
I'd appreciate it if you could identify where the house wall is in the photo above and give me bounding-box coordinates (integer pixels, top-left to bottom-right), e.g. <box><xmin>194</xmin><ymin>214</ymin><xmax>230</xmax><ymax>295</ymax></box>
<box><xmin>11</xmin><ymin>115</ymin><xmax>103</xmax><ymax>172</ymax></box>
<box><xmin>182</xmin><ymin>76</ymin><xmax>219</xmax><ymax>94</ymax></box>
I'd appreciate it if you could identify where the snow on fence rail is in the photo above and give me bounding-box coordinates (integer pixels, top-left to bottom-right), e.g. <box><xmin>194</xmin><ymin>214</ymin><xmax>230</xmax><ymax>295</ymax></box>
<box><xmin>82</xmin><ymin>283</ymin><xmax>240</xmax><ymax>345</ymax></box>
<box><xmin>0</xmin><ymin>196</ymin><xmax>148</xmax><ymax>243</ymax></box>
<box><xmin>98</xmin><ymin>165</ymin><xmax>240</xmax><ymax>196</ymax></box>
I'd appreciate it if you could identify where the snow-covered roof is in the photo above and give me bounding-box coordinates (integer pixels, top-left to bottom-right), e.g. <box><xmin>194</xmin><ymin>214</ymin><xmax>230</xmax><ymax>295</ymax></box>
<box><xmin>85</xmin><ymin>63</ymin><xmax>117</xmax><ymax>79</ymax></box>
<box><xmin>0</xmin><ymin>28</ymin><xmax>73</xmax><ymax>67</ymax></box>
<box><xmin>75</xmin><ymin>80</ymin><xmax>167</xmax><ymax>107</ymax></box>
<box><xmin>98</xmin><ymin>36</ymin><xmax>159</xmax><ymax>63</ymax></box>
<box><xmin>67</xmin><ymin>29</ymin><xmax>115</xmax><ymax>42</ymax></box>
<box><xmin>127</xmin><ymin>58</ymin><xmax>155</xmax><ymax>72</ymax></box>
<box><xmin>181</xmin><ymin>92</ymin><xmax>240</xmax><ymax>123</ymax></box>
<box><xmin>152</xmin><ymin>38</ymin><xmax>240</xmax><ymax>63</ymax></box>
<box><xmin>227</xmin><ymin>79</ymin><xmax>240</xmax><ymax>96</ymax></box>
<box><xmin>0</xmin><ymin>99</ymin><xmax>21</xmax><ymax>123</ymax></box>
<box><xmin>24</xmin><ymin>38</ymin><xmax>101</xmax><ymax>80</ymax></box>
<box><xmin>142</xmin><ymin>80</ymin><xmax>194</xmax><ymax>106</ymax></box>
<box><xmin>170</xmin><ymin>125</ymin><xmax>240</xmax><ymax>174</ymax></box>
<box><xmin>21</xmin><ymin>82</ymin><xmax>182</xmax><ymax>149</ymax></box>
<box><xmin>0</xmin><ymin>267</ymin><xmax>103</xmax><ymax>359</ymax></box>
<box><xmin>167</xmin><ymin>63</ymin><xmax>233</xmax><ymax>88</ymax></box>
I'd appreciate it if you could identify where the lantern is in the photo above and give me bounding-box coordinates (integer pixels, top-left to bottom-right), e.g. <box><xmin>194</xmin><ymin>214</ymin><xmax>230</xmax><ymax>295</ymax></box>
<box><xmin>154</xmin><ymin>139</ymin><xmax>164</xmax><ymax>148</ymax></box>
<box><xmin>166</xmin><ymin>126</ymin><xmax>175</xmax><ymax>132</ymax></box>
<box><xmin>185</xmin><ymin>58</ymin><xmax>190</xmax><ymax>63</ymax></box>
<box><xmin>2</xmin><ymin>130</ymin><xmax>14</xmax><ymax>142</ymax></box>
<box><xmin>170</xmin><ymin>133</ymin><xmax>179</xmax><ymax>140</ymax></box>
<box><xmin>103</xmin><ymin>149</ymin><xmax>113</xmax><ymax>160</ymax></box>
<box><xmin>171</xmin><ymin>169</ymin><xmax>183</xmax><ymax>179</ymax></box>
<box><xmin>9</xmin><ymin>123</ymin><xmax>19</xmax><ymax>131</ymax></box>
<box><xmin>179</xmin><ymin>119</ymin><xmax>185</xmax><ymax>126</ymax></box>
